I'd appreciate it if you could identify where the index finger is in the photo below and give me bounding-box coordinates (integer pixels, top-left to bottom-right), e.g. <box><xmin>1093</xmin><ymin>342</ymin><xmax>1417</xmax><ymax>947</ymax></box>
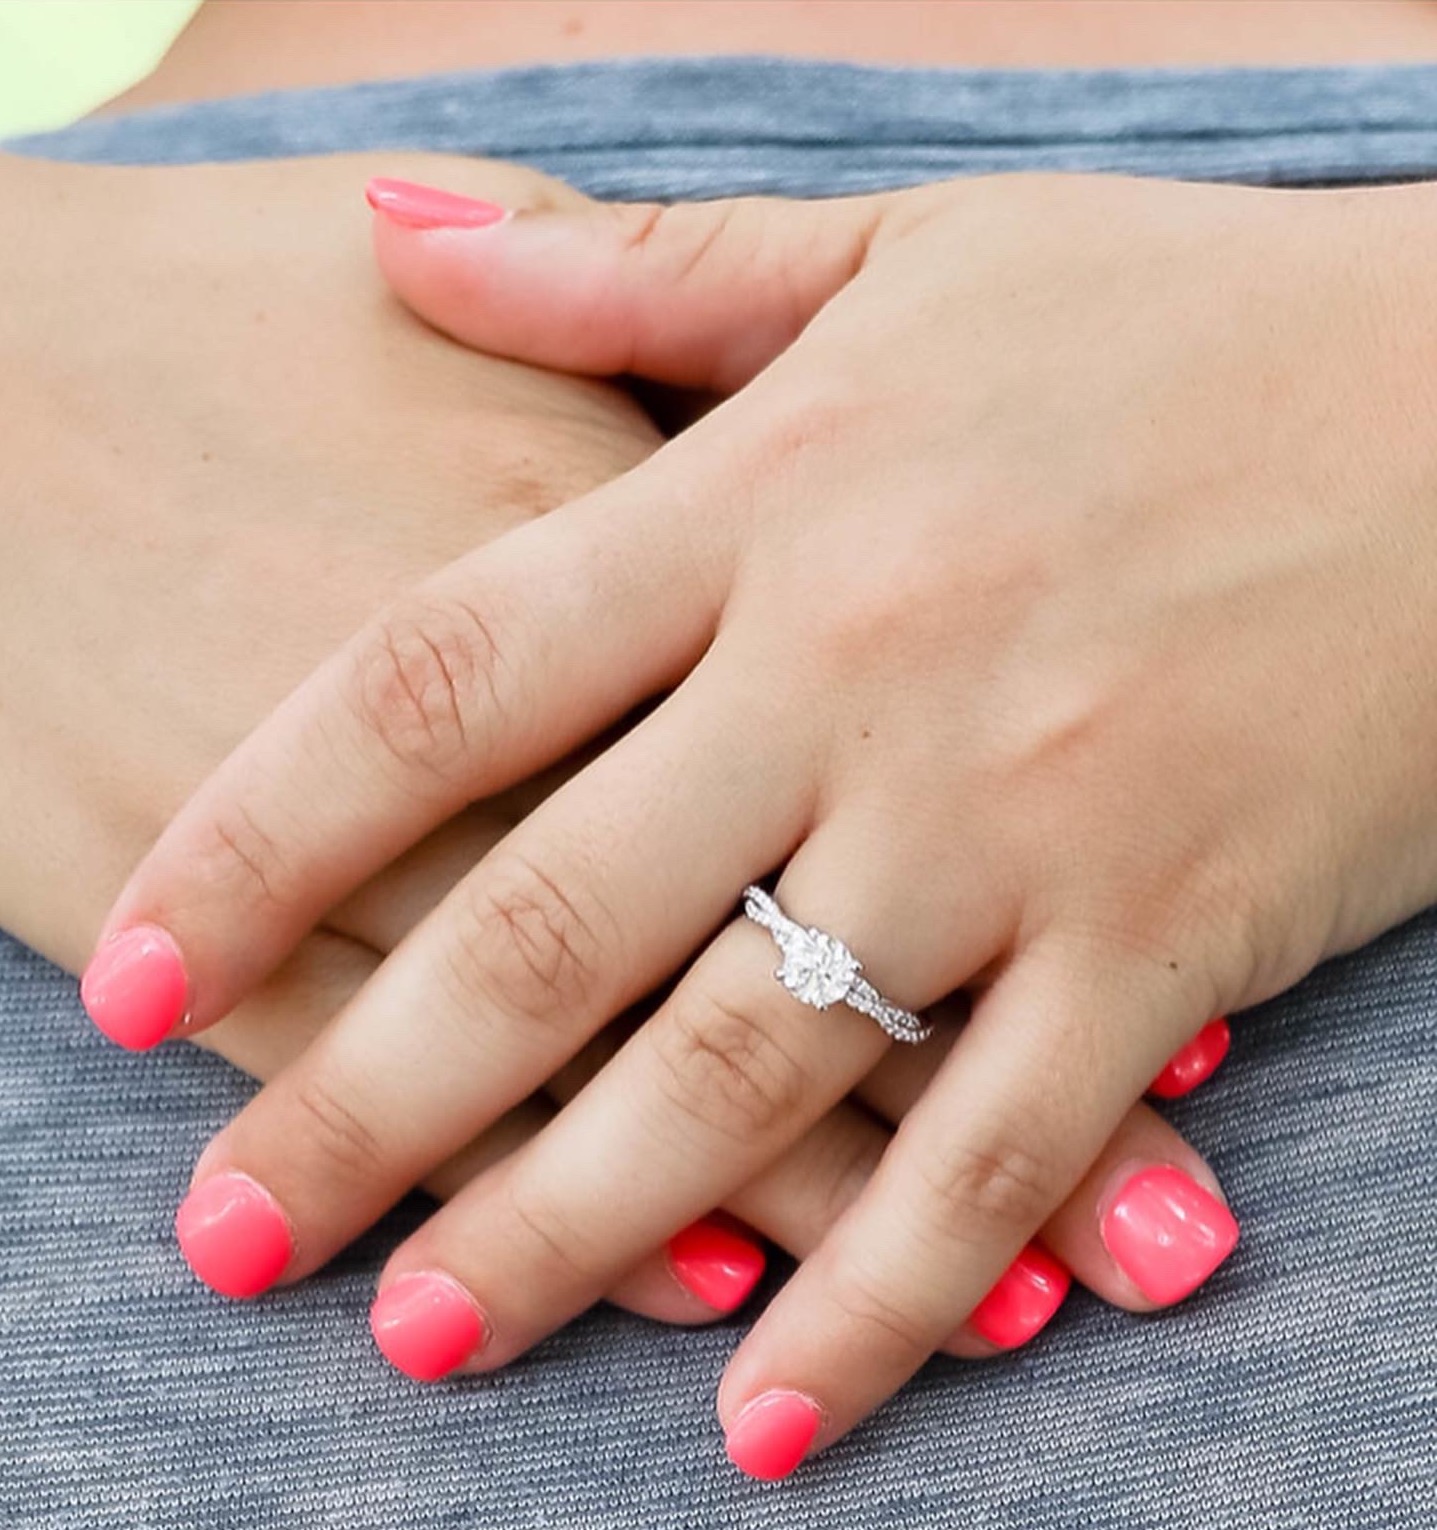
<box><xmin>81</xmin><ymin>467</ymin><xmax>726</xmax><ymax>1049</ymax></box>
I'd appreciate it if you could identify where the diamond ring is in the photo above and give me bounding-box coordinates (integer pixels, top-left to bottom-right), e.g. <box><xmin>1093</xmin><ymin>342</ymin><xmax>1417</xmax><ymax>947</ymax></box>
<box><xmin>741</xmin><ymin>885</ymin><xmax>932</xmax><ymax>1045</ymax></box>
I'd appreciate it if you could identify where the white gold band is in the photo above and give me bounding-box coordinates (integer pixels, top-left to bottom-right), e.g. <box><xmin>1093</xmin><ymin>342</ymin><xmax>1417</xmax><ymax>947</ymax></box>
<box><xmin>741</xmin><ymin>885</ymin><xmax>933</xmax><ymax>1045</ymax></box>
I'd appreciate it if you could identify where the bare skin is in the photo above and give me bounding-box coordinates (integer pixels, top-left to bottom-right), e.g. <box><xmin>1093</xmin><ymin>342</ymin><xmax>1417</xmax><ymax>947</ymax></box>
<box><xmin>110</xmin><ymin>0</ymin><xmax>1437</xmax><ymax>114</ymax></box>
<box><xmin>16</xmin><ymin>0</ymin><xmax>1399</xmax><ymax>1472</ymax></box>
<box><xmin>0</xmin><ymin>150</ymin><xmax>1220</xmax><ymax>1356</ymax></box>
<box><xmin>109</xmin><ymin>163</ymin><xmax>1437</xmax><ymax>1473</ymax></box>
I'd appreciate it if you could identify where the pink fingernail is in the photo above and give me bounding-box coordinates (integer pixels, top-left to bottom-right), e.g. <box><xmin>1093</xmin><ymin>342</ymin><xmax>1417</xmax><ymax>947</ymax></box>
<box><xmin>1101</xmin><ymin>1164</ymin><xmax>1239</xmax><ymax>1305</ymax></box>
<box><xmin>1148</xmin><ymin>1017</ymin><xmax>1231</xmax><ymax>1099</ymax></box>
<box><xmin>725</xmin><ymin>1389</ymin><xmax>822</xmax><ymax>1481</ymax></box>
<box><xmin>370</xmin><ymin>1271</ymin><xmax>488</xmax><ymax>1382</ymax></box>
<box><xmin>365</xmin><ymin>177</ymin><xmax>509</xmax><ymax>231</ymax></box>
<box><xmin>175</xmin><ymin>1171</ymin><xmax>293</xmax><ymax>1299</ymax></box>
<box><xmin>968</xmin><ymin>1242</ymin><xmax>1072</xmax><ymax>1350</ymax></box>
<box><xmin>667</xmin><ymin>1218</ymin><xmax>766</xmax><ymax>1314</ymax></box>
<box><xmin>80</xmin><ymin>924</ymin><xmax>189</xmax><ymax>1051</ymax></box>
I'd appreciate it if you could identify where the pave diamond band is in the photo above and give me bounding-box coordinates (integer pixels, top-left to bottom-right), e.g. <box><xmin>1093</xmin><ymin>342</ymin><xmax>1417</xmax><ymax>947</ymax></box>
<box><xmin>741</xmin><ymin>885</ymin><xmax>933</xmax><ymax>1045</ymax></box>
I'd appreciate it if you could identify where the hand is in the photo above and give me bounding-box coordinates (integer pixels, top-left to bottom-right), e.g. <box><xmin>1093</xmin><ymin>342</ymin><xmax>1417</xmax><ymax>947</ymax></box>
<box><xmin>0</xmin><ymin>147</ymin><xmax>654</xmax><ymax>963</ymax></box>
<box><xmin>1</xmin><ymin>152</ymin><xmax>1231</xmax><ymax>1366</ymax></box>
<box><xmin>82</xmin><ymin>170</ymin><xmax>1382</xmax><ymax>1478</ymax></box>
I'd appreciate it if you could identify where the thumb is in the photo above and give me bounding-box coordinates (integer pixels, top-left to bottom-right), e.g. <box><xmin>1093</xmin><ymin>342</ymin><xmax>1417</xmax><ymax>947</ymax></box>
<box><xmin>366</xmin><ymin>176</ymin><xmax>905</xmax><ymax>393</ymax></box>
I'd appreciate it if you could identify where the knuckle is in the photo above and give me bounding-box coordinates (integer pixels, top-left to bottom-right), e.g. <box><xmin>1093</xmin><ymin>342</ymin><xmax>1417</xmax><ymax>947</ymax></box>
<box><xmin>192</xmin><ymin>799</ymin><xmax>304</xmax><ymax>915</ymax></box>
<box><xmin>446</xmin><ymin>853</ymin><xmax>610</xmax><ymax>1028</ymax></box>
<box><xmin>824</xmin><ymin>1259</ymin><xmax>933</xmax><ymax>1355</ymax></box>
<box><xmin>615</xmin><ymin>201</ymin><xmax>732</xmax><ymax>285</ymax></box>
<box><xmin>502</xmin><ymin>1174</ymin><xmax>608</xmax><ymax>1287</ymax></box>
<box><xmin>347</xmin><ymin>593</ymin><xmax>510</xmax><ymax>782</ymax></box>
<box><xmin>917</xmin><ymin>1129</ymin><xmax>1060</xmax><ymax>1238</ymax></box>
<box><xmin>288</xmin><ymin>1072</ymin><xmax>387</xmax><ymax>1187</ymax></box>
<box><xmin>744</xmin><ymin>378</ymin><xmax>857</xmax><ymax>486</ymax></box>
<box><xmin>649</xmin><ymin>988</ymin><xmax>811</xmax><ymax>1144</ymax></box>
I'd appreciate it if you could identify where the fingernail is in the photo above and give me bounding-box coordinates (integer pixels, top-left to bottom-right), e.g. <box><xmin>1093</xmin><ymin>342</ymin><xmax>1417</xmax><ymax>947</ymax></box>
<box><xmin>968</xmin><ymin>1242</ymin><xmax>1072</xmax><ymax>1350</ymax></box>
<box><xmin>175</xmin><ymin>1171</ymin><xmax>293</xmax><ymax>1299</ymax></box>
<box><xmin>666</xmin><ymin>1218</ymin><xmax>766</xmax><ymax>1314</ymax></box>
<box><xmin>1101</xmin><ymin>1164</ymin><xmax>1239</xmax><ymax>1305</ymax></box>
<box><xmin>365</xmin><ymin>177</ymin><xmax>509</xmax><ymax>231</ymax></box>
<box><xmin>80</xmin><ymin>924</ymin><xmax>189</xmax><ymax>1051</ymax></box>
<box><xmin>370</xmin><ymin>1271</ymin><xmax>488</xmax><ymax>1382</ymax></box>
<box><xmin>725</xmin><ymin>1389</ymin><xmax>823</xmax><ymax>1481</ymax></box>
<box><xmin>1148</xmin><ymin>1017</ymin><xmax>1231</xmax><ymax>1099</ymax></box>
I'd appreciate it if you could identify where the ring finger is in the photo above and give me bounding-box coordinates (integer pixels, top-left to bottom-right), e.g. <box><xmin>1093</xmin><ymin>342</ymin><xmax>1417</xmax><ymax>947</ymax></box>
<box><xmin>360</xmin><ymin>816</ymin><xmax>1010</xmax><ymax>1372</ymax></box>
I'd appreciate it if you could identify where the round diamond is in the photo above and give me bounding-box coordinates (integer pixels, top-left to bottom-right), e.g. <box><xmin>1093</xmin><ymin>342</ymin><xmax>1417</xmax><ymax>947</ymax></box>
<box><xmin>778</xmin><ymin>928</ymin><xmax>860</xmax><ymax>1009</ymax></box>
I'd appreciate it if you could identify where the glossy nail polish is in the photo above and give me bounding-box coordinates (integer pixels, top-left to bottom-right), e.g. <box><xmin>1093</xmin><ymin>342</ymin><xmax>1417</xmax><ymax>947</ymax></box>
<box><xmin>725</xmin><ymin>1389</ymin><xmax>823</xmax><ymax>1481</ymax></box>
<box><xmin>370</xmin><ymin>1271</ymin><xmax>487</xmax><ymax>1382</ymax></box>
<box><xmin>365</xmin><ymin>177</ymin><xmax>509</xmax><ymax>231</ymax></box>
<box><xmin>667</xmin><ymin>1219</ymin><xmax>766</xmax><ymax>1314</ymax></box>
<box><xmin>1101</xmin><ymin>1164</ymin><xmax>1239</xmax><ymax>1305</ymax></box>
<box><xmin>80</xmin><ymin>924</ymin><xmax>189</xmax><ymax>1051</ymax></box>
<box><xmin>968</xmin><ymin>1243</ymin><xmax>1072</xmax><ymax>1350</ymax></box>
<box><xmin>175</xmin><ymin>1171</ymin><xmax>292</xmax><ymax>1299</ymax></box>
<box><xmin>1148</xmin><ymin>1017</ymin><xmax>1232</xmax><ymax>1099</ymax></box>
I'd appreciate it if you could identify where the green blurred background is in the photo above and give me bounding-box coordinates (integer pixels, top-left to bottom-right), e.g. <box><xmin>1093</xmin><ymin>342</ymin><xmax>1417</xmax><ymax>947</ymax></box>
<box><xmin>0</xmin><ymin>0</ymin><xmax>198</xmax><ymax>136</ymax></box>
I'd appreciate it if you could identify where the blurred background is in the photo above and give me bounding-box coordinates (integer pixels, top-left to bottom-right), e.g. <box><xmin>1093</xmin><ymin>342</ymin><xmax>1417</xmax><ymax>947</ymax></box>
<box><xmin>0</xmin><ymin>0</ymin><xmax>197</xmax><ymax>136</ymax></box>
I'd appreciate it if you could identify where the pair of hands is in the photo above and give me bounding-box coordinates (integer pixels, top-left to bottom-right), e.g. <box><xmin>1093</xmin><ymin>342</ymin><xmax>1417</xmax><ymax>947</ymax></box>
<box><xmin>6</xmin><ymin>149</ymin><xmax>1230</xmax><ymax>1444</ymax></box>
<box><xmin>46</xmin><ymin>151</ymin><xmax>1437</xmax><ymax>1478</ymax></box>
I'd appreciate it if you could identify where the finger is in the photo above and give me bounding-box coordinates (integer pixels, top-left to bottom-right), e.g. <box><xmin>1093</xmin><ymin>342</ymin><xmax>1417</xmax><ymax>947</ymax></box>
<box><xmin>362</xmin><ymin>820</ymin><xmax>1010</xmax><ymax>1377</ymax></box>
<box><xmin>220</xmin><ymin>813</ymin><xmax>773</xmax><ymax>1337</ymax></box>
<box><xmin>83</xmin><ymin>462</ymin><xmax>732</xmax><ymax>1049</ymax></box>
<box><xmin>325</xmin><ymin>805</ymin><xmax>512</xmax><ymax>953</ymax></box>
<box><xmin>717</xmin><ymin>941</ymin><xmax>1238</xmax><ymax>1480</ymax></box>
<box><xmin>173</xmin><ymin>673</ymin><xmax>807</xmax><ymax>1295</ymax></box>
<box><xmin>402</xmin><ymin>1113</ymin><xmax>771</xmax><ymax>1359</ymax></box>
<box><xmin>1147</xmin><ymin>1015</ymin><xmax>1231</xmax><ymax>1098</ymax></box>
<box><xmin>857</xmin><ymin>1007</ymin><xmax>1236</xmax><ymax>1321</ymax></box>
<box><xmin>191</xmin><ymin>921</ymin><xmax>771</xmax><ymax>1332</ymax></box>
<box><xmin>369</xmin><ymin>178</ymin><xmax>932</xmax><ymax>394</ymax></box>
<box><xmin>542</xmin><ymin>1005</ymin><xmax>1065</xmax><ymax>1363</ymax></box>
<box><xmin>857</xmin><ymin>1005</ymin><xmax>1234</xmax><ymax>1116</ymax></box>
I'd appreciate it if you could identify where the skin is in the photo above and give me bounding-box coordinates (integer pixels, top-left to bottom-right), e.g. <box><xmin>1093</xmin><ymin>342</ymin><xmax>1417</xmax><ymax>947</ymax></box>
<box><xmin>111</xmin><ymin>0</ymin><xmax>1437</xmax><ymax>113</ymax></box>
<box><xmin>0</xmin><ymin>151</ymin><xmax>1218</xmax><ymax>1353</ymax></box>
<box><xmin>94</xmin><ymin>167</ymin><xmax>1437</xmax><ymax>1470</ymax></box>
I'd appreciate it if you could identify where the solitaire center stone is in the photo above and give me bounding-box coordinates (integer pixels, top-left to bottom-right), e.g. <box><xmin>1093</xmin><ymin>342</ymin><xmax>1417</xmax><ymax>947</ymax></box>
<box><xmin>778</xmin><ymin>927</ymin><xmax>861</xmax><ymax>1009</ymax></box>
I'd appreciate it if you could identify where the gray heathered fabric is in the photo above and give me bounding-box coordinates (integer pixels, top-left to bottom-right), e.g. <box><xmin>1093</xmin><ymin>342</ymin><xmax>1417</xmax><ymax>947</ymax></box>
<box><xmin>3</xmin><ymin>56</ymin><xmax>1435</xmax><ymax>1530</ymax></box>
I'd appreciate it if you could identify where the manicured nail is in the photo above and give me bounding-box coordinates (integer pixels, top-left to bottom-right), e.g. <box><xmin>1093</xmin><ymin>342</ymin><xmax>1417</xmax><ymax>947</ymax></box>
<box><xmin>370</xmin><ymin>1271</ymin><xmax>488</xmax><ymax>1382</ymax></box>
<box><xmin>1148</xmin><ymin>1017</ymin><xmax>1231</xmax><ymax>1099</ymax></box>
<box><xmin>1101</xmin><ymin>1164</ymin><xmax>1239</xmax><ymax>1305</ymax></box>
<box><xmin>365</xmin><ymin>177</ymin><xmax>509</xmax><ymax>231</ymax></box>
<box><xmin>968</xmin><ymin>1242</ymin><xmax>1072</xmax><ymax>1350</ymax></box>
<box><xmin>175</xmin><ymin>1171</ymin><xmax>292</xmax><ymax>1299</ymax></box>
<box><xmin>725</xmin><ymin>1389</ymin><xmax>823</xmax><ymax>1481</ymax></box>
<box><xmin>80</xmin><ymin>924</ymin><xmax>189</xmax><ymax>1051</ymax></box>
<box><xmin>666</xmin><ymin>1218</ymin><xmax>766</xmax><ymax>1314</ymax></box>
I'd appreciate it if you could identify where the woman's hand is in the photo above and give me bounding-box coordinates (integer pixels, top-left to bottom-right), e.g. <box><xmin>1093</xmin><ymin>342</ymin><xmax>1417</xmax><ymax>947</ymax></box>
<box><xmin>0</xmin><ymin>147</ymin><xmax>654</xmax><ymax>962</ymax></box>
<box><xmin>0</xmin><ymin>152</ymin><xmax>1230</xmax><ymax>1370</ymax></box>
<box><xmin>79</xmin><ymin>170</ymin><xmax>1382</xmax><ymax>1476</ymax></box>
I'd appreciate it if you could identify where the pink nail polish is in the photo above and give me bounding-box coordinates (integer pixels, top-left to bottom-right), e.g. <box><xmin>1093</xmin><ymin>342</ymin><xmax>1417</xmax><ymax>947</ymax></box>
<box><xmin>365</xmin><ymin>177</ymin><xmax>509</xmax><ymax>231</ymax></box>
<box><xmin>725</xmin><ymin>1389</ymin><xmax>822</xmax><ymax>1481</ymax></box>
<box><xmin>1101</xmin><ymin>1164</ymin><xmax>1239</xmax><ymax>1305</ymax></box>
<box><xmin>968</xmin><ymin>1243</ymin><xmax>1072</xmax><ymax>1350</ymax></box>
<box><xmin>1148</xmin><ymin>1017</ymin><xmax>1231</xmax><ymax>1099</ymax></box>
<box><xmin>370</xmin><ymin>1271</ymin><xmax>488</xmax><ymax>1382</ymax></box>
<box><xmin>175</xmin><ymin>1171</ymin><xmax>292</xmax><ymax>1300</ymax></box>
<box><xmin>80</xmin><ymin>924</ymin><xmax>189</xmax><ymax>1051</ymax></box>
<box><xmin>667</xmin><ymin>1219</ymin><xmax>766</xmax><ymax>1314</ymax></box>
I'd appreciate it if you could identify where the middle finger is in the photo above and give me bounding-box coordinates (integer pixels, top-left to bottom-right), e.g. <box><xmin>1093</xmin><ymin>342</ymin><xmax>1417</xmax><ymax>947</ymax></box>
<box><xmin>363</xmin><ymin>817</ymin><xmax>1008</xmax><ymax>1371</ymax></box>
<box><xmin>174</xmin><ymin>672</ymin><xmax>804</xmax><ymax>1296</ymax></box>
